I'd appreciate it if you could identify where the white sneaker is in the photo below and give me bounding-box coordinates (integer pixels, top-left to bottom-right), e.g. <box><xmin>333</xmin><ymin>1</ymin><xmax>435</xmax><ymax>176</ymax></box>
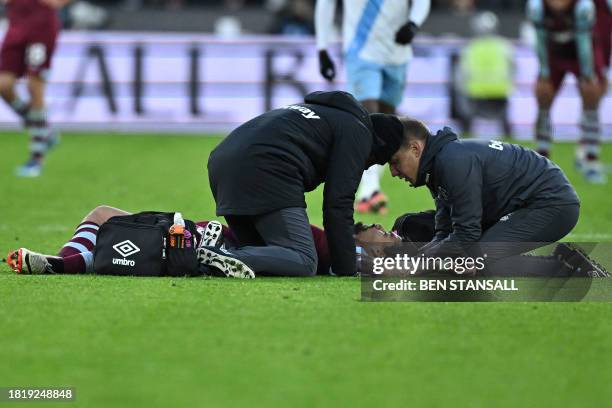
<box><xmin>196</xmin><ymin>246</ymin><xmax>255</xmax><ymax>279</ymax></box>
<box><xmin>6</xmin><ymin>248</ymin><xmax>53</xmax><ymax>274</ymax></box>
<box><xmin>582</xmin><ymin>160</ymin><xmax>607</xmax><ymax>184</ymax></box>
<box><xmin>199</xmin><ymin>221</ymin><xmax>224</xmax><ymax>248</ymax></box>
<box><xmin>574</xmin><ymin>146</ymin><xmax>586</xmax><ymax>171</ymax></box>
<box><xmin>15</xmin><ymin>159</ymin><xmax>42</xmax><ymax>178</ymax></box>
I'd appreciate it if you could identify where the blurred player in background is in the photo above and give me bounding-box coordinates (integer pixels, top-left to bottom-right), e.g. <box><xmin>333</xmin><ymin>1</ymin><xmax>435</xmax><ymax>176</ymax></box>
<box><xmin>454</xmin><ymin>11</ymin><xmax>514</xmax><ymax>138</ymax></box>
<box><xmin>0</xmin><ymin>0</ymin><xmax>70</xmax><ymax>177</ymax></box>
<box><xmin>315</xmin><ymin>0</ymin><xmax>430</xmax><ymax>214</ymax></box>
<box><xmin>527</xmin><ymin>0</ymin><xmax>612</xmax><ymax>184</ymax></box>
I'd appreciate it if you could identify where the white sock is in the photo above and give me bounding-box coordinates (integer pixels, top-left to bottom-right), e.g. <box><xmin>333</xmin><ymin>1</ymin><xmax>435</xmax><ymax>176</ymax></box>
<box><xmin>535</xmin><ymin>108</ymin><xmax>552</xmax><ymax>153</ymax></box>
<box><xmin>580</xmin><ymin>109</ymin><xmax>600</xmax><ymax>160</ymax></box>
<box><xmin>10</xmin><ymin>98</ymin><xmax>28</xmax><ymax>115</ymax></box>
<box><xmin>357</xmin><ymin>164</ymin><xmax>383</xmax><ymax>200</ymax></box>
<box><xmin>81</xmin><ymin>251</ymin><xmax>94</xmax><ymax>273</ymax></box>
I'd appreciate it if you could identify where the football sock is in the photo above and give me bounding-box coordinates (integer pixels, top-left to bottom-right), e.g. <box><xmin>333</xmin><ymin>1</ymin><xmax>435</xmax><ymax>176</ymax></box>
<box><xmin>59</xmin><ymin>222</ymin><xmax>99</xmax><ymax>258</ymax></box>
<box><xmin>580</xmin><ymin>109</ymin><xmax>600</xmax><ymax>161</ymax></box>
<box><xmin>535</xmin><ymin>108</ymin><xmax>552</xmax><ymax>157</ymax></box>
<box><xmin>26</xmin><ymin>109</ymin><xmax>50</xmax><ymax>162</ymax></box>
<box><xmin>10</xmin><ymin>97</ymin><xmax>29</xmax><ymax>118</ymax></box>
<box><xmin>45</xmin><ymin>256</ymin><xmax>64</xmax><ymax>273</ymax></box>
<box><xmin>357</xmin><ymin>164</ymin><xmax>383</xmax><ymax>201</ymax></box>
<box><xmin>63</xmin><ymin>251</ymin><xmax>93</xmax><ymax>274</ymax></box>
<box><xmin>46</xmin><ymin>251</ymin><xmax>94</xmax><ymax>274</ymax></box>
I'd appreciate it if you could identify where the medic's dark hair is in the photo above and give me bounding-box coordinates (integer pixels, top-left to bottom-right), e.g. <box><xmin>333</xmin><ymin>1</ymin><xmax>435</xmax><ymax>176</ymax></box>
<box><xmin>354</xmin><ymin>222</ymin><xmax>369</xmax><ymax>235</ymax></box>
<box><xmin>398</xmin><ymin>117</ymin><xmax>430</xmax><ymax>146</ymax></box>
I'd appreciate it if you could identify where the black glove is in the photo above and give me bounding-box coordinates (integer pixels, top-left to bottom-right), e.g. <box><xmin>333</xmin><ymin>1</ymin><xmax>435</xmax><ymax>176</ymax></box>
<box><xmin>318</xmin><ymin>50</ymin><xmax>336</xmax><ymax>82</ymax></box>
<box><xmin>395</xmin><ymin>21</ymin><xmax>418</xmax><ymax>45</ymax></box>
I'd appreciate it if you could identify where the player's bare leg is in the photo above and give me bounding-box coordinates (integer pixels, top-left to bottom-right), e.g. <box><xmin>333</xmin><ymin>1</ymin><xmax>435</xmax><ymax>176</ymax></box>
<box><xmin>0</xmin><ymin>72</ymin><xmax>29</xmax><ymax>120</ymax></box>
<box><xmin>534</xmin><ymin>78</ymin><xmax>558</xmax><ymax>158</ymax></box>
<box><xmin>6</xmin><ymin>206</ymin><xmax>130</xmax><ymax>274</ymax></box>
<box><xmin>576</xmin><ymin>77</ymin><xmax>606</xmax><ymax>183</ymax></box>
<box><xmin>80</xmin><ymin>205</ymin><xmax>131</xmax><ymax>226</ymax></box>
<box><xmin>51</xmin><ymin>205</ymin><xmax>130</xmax><ymax>273</ymax></box>
<box><xmin>356</xmin><ymin>99</ymin><xmax>389</xmax><ymax>215</ymax></box>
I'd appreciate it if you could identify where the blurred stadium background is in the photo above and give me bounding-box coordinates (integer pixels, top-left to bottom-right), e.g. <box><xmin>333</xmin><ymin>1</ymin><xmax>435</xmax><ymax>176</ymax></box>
<box><xmin>1</xmin><ymin>0</ymin><xmax>609</xmax><ymax>139</ymax></box>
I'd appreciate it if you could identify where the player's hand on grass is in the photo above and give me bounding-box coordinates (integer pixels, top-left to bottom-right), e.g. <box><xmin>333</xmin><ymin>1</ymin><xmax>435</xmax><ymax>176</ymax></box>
<box><xmin>395</xmin><ymin>21</ymin><xmax>418</xmax><ymax>45</ymax></box>
<box><xmin>318</xmin><ymin>50</ymin><xmax>336</xmax><ymax>82</ymax></box>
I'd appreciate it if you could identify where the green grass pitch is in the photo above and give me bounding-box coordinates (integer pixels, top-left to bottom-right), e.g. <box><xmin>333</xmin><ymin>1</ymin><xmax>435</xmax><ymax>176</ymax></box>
<box><xmin>1</xmin><ymin>131</ymin><xmax>612</xmax><ymax>407</ymax></box>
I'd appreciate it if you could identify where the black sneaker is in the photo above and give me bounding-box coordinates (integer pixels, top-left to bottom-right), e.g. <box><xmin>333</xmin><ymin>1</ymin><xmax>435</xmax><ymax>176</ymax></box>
<box><xmin>553</xmin><ymin>243</ymin><xmax>610</xmax><ymax>277</ymax></box>
<box><xmin>196</xmin><ymin>246</ymin><xmax>255</xmax><ymax>279</ymax></box>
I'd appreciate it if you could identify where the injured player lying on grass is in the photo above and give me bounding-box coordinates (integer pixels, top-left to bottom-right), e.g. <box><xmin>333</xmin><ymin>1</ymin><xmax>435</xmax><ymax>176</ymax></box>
<box><xmin>4</xmin><ymin>205</ymin><xmax>331</xmax><ymax>277</ymax></box>
<box><xmin>3</xmin><ymin>204</ymin><xmax>435</xmax><ymax>277</ymax></box>
<box><xmin>6</xmin><ymin>205</ymin><xmax>433</xmax><ymax>276</ymax></box>
<box><xmin>4</xmin><ymin>205</ymin><xmax>606</xmax><ymax>277</ymax></box>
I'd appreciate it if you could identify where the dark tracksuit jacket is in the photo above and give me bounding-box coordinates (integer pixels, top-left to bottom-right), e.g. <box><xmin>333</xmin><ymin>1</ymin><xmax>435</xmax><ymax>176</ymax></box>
<box><xmin>414</xmin><ymin>128</ymin><xmax>580</xmax><ymax>243</ymax></box>
<box><xmin>208</xmin><ymin>91</ymin><xmax>395</xmax><ymax>276</ymax></box>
